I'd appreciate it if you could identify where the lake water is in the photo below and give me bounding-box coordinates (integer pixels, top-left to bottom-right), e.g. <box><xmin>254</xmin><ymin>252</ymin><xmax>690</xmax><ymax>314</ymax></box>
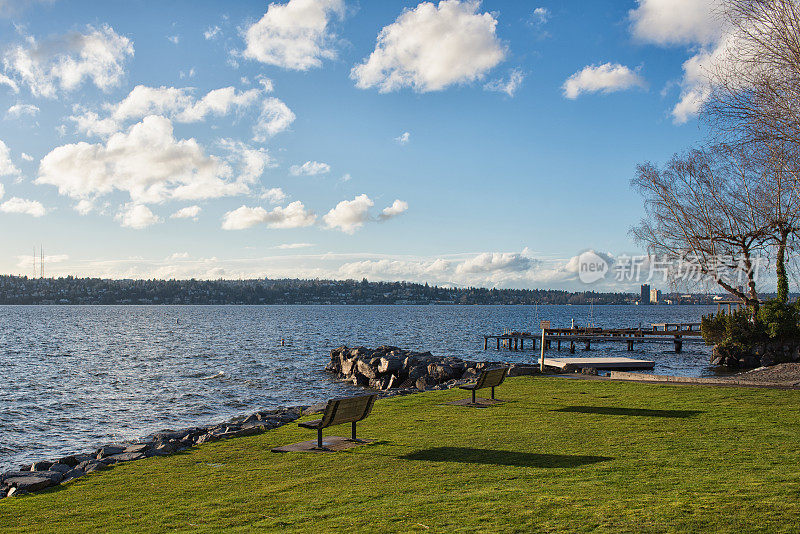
<box><xmin>0</xmin><ymin>304</ymin><xmax>718</xmax><ymax>471</ymax></box>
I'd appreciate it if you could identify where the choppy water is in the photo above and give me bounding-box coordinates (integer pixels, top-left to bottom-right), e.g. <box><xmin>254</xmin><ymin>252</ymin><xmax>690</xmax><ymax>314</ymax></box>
<box><xmin>0</xmin><ymin>304</ymin><xmax>717</xmax><ymax>470</ymax></box>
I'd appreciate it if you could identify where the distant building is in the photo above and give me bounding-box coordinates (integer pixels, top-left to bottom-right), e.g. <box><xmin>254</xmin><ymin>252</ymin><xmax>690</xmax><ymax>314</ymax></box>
<box><xmin>650</xmin><ymin>288</ymin><xmax>661</xmax><ymax>304</ymax></box>
<box><xmin>640</xmin><ymin>284</ymin><xmax>650</xmax><ymax>305</ymax></box>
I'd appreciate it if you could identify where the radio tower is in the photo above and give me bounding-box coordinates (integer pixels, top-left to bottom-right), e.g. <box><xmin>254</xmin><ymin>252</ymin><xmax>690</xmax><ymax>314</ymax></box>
<box><xmin>40</xmin><ymin>245</ymin><xmax>44</xmax><ymax>278</ymax></box>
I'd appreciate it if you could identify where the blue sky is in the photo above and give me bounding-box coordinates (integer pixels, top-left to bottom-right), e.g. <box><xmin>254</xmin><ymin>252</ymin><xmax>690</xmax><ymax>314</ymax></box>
<box><xmin>0</xmin><ymin>0</ymin><xmax>722</xmax><ymax>289</ymax></box>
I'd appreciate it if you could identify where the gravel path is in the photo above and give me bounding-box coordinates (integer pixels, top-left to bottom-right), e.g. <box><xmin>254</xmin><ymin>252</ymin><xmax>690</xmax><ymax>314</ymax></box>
<box><xmin>726</xmin><ymin>363</ymin><xmax>800</xmax><ymax>386</ymax></box>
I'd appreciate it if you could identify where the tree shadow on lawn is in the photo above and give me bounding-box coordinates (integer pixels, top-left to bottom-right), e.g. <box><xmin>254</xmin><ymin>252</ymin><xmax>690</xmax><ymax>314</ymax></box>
<box><xmin>401</xmin><ymin>447</ymin><xmax>611</xmax><ymax>468</ymax></box>
<box><xmin>553</xmin><ymin>406</ymin><xmax>703</xmax><ymax>418</ymax></box>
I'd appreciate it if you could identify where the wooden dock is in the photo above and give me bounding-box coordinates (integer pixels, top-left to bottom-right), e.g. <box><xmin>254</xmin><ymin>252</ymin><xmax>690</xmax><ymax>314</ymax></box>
<box><xmin>484</xmin><ymin>323</ymin><xmax>702</xmax><ymax>354</ymax></box>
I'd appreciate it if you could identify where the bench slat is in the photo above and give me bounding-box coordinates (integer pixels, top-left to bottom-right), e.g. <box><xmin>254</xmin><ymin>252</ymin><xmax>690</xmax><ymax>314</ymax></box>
<box><xmin>320</xmin><ymin>394</ymin><xmax>376</xmax><ymax>428</ymax></box>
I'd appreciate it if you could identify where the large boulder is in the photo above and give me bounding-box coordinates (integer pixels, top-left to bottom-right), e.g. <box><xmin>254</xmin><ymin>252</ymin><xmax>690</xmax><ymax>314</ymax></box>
<box><xmin>377</xmin><ymin>357</ymin><xmax>402</xmax><ymax>374</ymax></box>
<box><xmin>5</xmin><ymin>474</ymin><xmax>61</xmax><ymax>492</ymax></box>
<box><xmin>356</xmin><ymin>360</ymin><xmax>378</xmax><ymax>379</ymax></box>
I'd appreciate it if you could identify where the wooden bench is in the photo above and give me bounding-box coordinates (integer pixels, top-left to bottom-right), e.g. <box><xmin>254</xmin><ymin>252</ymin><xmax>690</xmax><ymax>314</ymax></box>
<box><xmin>298</xmin><ymin>394</ymin><xmax>377</xmax><ymax>449</ymax></box>
<box><xmin>459</xmin><ymin>367</ymin><xmax>508</xmax><ymax>404</ymax></box>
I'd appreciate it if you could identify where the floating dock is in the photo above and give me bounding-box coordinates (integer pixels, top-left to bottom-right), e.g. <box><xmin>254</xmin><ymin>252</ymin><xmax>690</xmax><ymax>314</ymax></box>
<box><xmin>535</xmin><ymin>357</ymin><xmax>655</xmax><ymax>371</ymax></box>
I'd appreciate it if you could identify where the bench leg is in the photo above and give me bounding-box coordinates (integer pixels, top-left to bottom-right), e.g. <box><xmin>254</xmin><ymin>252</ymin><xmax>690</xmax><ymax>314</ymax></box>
<box><xmin>351</xmin><ymin>422</ymin><xmax>357</xmax><ymax>441</ymax></box>
<box><xmin>471</xmin><ymin>390</ymin><xmax>476</xmax><ymax>404</ymax></box>
<box><xmin>491</xmin><ymin>386</ymin><xmax>495</xmax><ymax>400</ymax></box>
<box><xmin>317</xmin><ymin>428</ymin><xmax>323</xmax><ymax>449</ymax></box>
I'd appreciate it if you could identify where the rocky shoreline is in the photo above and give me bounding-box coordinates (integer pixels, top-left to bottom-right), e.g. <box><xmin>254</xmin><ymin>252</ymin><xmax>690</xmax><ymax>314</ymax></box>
<box><xmin>0</xmin><ymin>406</ymin><xmax>305</xmax><ymax>500</ymax></box>
<box><xmin>1</xmin><ymin>346</ymin><xmax>540</xmax><ymax>501</ymax></box>
<box><xmin>325</xmin><ymin>345</ymin><xmax>540</xmax><ymax>390</ymax></box>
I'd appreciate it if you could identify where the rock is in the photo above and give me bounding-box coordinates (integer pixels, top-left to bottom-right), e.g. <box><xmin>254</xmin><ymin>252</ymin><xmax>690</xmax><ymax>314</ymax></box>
<box><xmin>56</xmin><ymin>455</ymin><xmax>80</xmax><ymax>468</ymax></box>
<box><xmin>415</xmin><ymin>375</ymin><xmax>435</xmax><ymax>391</ymax></box>
<box><xmin>6</xmin><ymin>487</ymin><xmax>26</xmax><ymax>497</ymax></box>
<box><xmin>61</xmin><ymin>468</ymin><xmax>84</xmax><ymax>483</ymax></box>
<box><xmin>356</xmin><ymin>360</ymin><xmax>378</xmax><ymax>379</ymax></box>
<box><xmin>377</xmin><ymin>357</ymin><xmax>402</xmax><ymax>374</ymax></box>
<box><xmin>106</xmin><ymin>452</ymin><xmax>146</xmax><ymax>463</ymax></box>
<box><xmin>340</xmin><ymin>358</ymin><xmax>357</xmax><ymax>376</ymax></box>
<box><xmin>0</xmin><ymin>487</ymin><xmax>7</xmax><ymax>499</ymax></box>
<box><xmin>5</xmin><ymin>474</ymin><xmax>60</xmax><ymax>492</ymax></box>
<box><xmin>124</xmin><ymin>443</ymin><xmax>150</xmax><ymax>454</ymax></box>
<box><xmin>30</xmin><ymin>461</ymin><xmax>53</xmax><ymax>471</ymax></box>
<box><xmin>428</xmin><ymin>363</ymin><xmax>458</xmax><ymax>382</ymax></box>
<box><xmin>195</xmin><ymin>433</ymin><xmax>218</xmax><ymax>445</ymax></box>
<box><xmin>48</xmin><ymin>463</ymin><xmax>72</xmax><ymax>474</ymax></box>
<box><xmin>96</xmin><ymin>446</ymin><xmax>125</xmax><ymax>459</ymax></box>
<box><xmin>508</xmin><ymin>364</ymin><xmax>538</xmax><ymax>376</ymax></box>
<box><xmin>350</xmin><ymin>372</ymin><xmax>369</xmax><ymax>387</ymax></box>
<box><xmin>83</xmin><ymin>461</ymin><xmax>110</xmax><ymax>474</ymax></box>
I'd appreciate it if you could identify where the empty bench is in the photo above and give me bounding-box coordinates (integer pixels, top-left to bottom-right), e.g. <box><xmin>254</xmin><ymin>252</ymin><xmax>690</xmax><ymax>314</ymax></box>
<box><xmin>298</xmin><ymin>394</ymin><xmax>377</xmax><ymax>449</ymax></box>
<box><xmin>459</xmin><ymin>367</ymin><xmax>509</xmax><ymax>404</ymax></box>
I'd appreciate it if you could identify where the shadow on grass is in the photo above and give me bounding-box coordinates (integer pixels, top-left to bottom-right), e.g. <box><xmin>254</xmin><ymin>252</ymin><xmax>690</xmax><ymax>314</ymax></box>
<box><xmin>554</xmin><ymin>406</ymin><xmax>703</xmax><ymax>418</ymax></box>
<box><xmin>401</xmin><ymin>447</ymin><xmax>611</xmax><ymax>468</ymax></box>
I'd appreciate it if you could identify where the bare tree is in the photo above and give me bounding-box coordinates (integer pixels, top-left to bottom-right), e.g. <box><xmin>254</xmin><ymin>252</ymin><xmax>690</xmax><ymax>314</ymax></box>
<box><xmin>632</xmin><ymin>146</ymin><xmax>770</xmax><ymax>314</ymax></box>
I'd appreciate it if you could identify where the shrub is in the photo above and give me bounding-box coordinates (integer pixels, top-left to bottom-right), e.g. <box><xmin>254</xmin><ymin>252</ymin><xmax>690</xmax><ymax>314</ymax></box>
<box><xmin>757</xmin><ymin>300</ymin><xmax>800</xmax><ymax>339</ymax></box>
<box><xmin>703</xmin><ymin>299</ymin><xmax>800</xmax><ymax>347</ymax></box>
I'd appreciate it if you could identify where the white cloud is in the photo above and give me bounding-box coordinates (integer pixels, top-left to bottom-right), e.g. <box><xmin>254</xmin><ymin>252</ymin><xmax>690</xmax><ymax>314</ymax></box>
<box><xmin>532</xmin><ymin>7</ymin><xmax>550</xmax><ymax>26</ymax></box>
<box><xmin>204</xmin><ymin>26</ymin><xmax>221</xmax><ymax>40</ymax></box>
<box><xmin>0</xmin><ymin>139</ymin><xmax>21</xmax><ymax>177</ymax></box>
<box><xmin>20</xmin><ymin>152</ymin><xmax>33</xmax><ymax>162</ymax></box>
<box><xmin>261</xmin><ymin>187</ymin><xmax>287</xmax><ymax>204</ymax></box>
<box><xmin>340</xmin><ymin>173</ymin><xmax>352</xmax><ymax>182</ymax></box>
<box><xmin>253</xmin><ymin>97</ymin><xmax>296</xmax><ymax>140</ymax></box>
<box><xmin>0</xmin><ymin>197</ymin><xmax>46</xmax><ymax>217</ymax></box>
<box><xmin>222</xmin><ymin>201</ymin><xmax>316</xmax><ymax>230</ymax></box>
<box><xmin>69</xmin><ymin>84</ymin><xmax>264</xmax><ymax>137</ymax></box>
<box><xmin>290</xmin><ymin>160</ymin><xmax>330</xmax><ymax>176</ymax></box>
<box><xmin>379</xmin><ymin>199</ymin><xmax>408</xmax><ymax>220</ymax></box>
<box><xmin>629</xmin><ymin>0</ymin><xmax>722</xmax><ymax>46</ymax></box>
<box><xmin>169</xmin><ymin>252</ymin><xmax>190</xmax><ymax>259</ymax></box>
<box><xmin>115</xmin><ymin>204</ymin><xmax>161</xmax><ymax>229</ymax></box>
<box><xmin>454</xmin><ymin>251</ymin><xmax>533</xmax><ymax>274</ymax></box>
<box><xmin>243</xmin><ymin>0</ymin><xmax>345</xmax><ymax>70</ymax></box>
<box><xmin>275</xmin><ymin>242</ymin><xmax>313</xmax><ymax>249</ymax></box>
<box><xmin>2</xmin><ymin>24</ymin><xmax>133</xmax><ymax>98</ymax></box>
<box><xmin>167</xmin><ymin>35</ymin><xmax>180</xmax><ymax>45</ymax></box>
<box><xmin>0</xmin><ymin>73</ymin><xmax>19</xmax><ymax>93</ymax></box>
<box><xmin>395</xmin><ymin>132</ymin><xmax>410</xmax><ymax>145</ymax></box>
<box><xmin>323</xmin><ymin>194</ymin><xmax>374</xmax><ymax>234</ymax></box>
<box><xmin>37</xmin><ymin>115</ymin><xmax>250</xmax><ymax>204</ymax></box>
<box><xmin>170</xmin><ymin>205</ymin><xmax>201</xmax><ymax>220</ymax></box>
<box><xmin>0</xmin><ymin>183</ymin><xmax>4</xmax><ymax>199</ymax></box>
<box><xmin>352</xmin><ymin>0</ymin><xmax>506</xmax><ymax>93</ymax></box>
<box><xmin>73</xmin><ymin>199</ymin><xmax>94</xmax><ymax>215</ymax></box>
<box><xmin>219</xmin><ymin>139</ymin><xmax>275</xmax><ymax>183</ymax></box>
<box><xmin>628</xmin><ymin>0</ymin><xmax>730</xmax><ymax>123</ymax></box>
<box><xmin>484</xmin><ymin>68</ymin><xmax>524</xmax><ymax>96</ymax></box>
<box><xmin>0</xmin><ymin>0</ymin><xmax>55</xmax><ymax>18</ymax></box>
<box><xmin>6</xmin><ymin>103</ymin><xmax>38</xmax><ymax>118</ymax></box>
<box><xmin>563</xmin><ymin>63</ymin><xmax>646</xmax><ymax>99</ymax></box>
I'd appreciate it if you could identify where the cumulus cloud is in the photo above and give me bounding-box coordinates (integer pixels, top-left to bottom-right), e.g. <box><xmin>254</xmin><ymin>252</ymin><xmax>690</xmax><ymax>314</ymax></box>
<box><xmin>243</xmin><ymin>0</ymin><xmax>345</xmax><ymax>70</ymax></box>
<box><xmin>115</xmin><ymin>203</ymin><xmax>161</xmax><ymax>229</ymax></box>
<box><xmin>6</xmin><ymin>103</ymin><xmax>39</xmax><ymax>118</ymax></box>
<box><xmin>0</xmin><ymin>197</ymin><xmax>46</xmax><ymax>217</ymax></box>
<box><xmin>322</xmin><ymin>194</ymin><xmax>374</xmax><ymax>234</ymax></box>
<box><xmin>73</xmin><ymin>199</ymin><xmax>94</xmax><ymax>215</ymax></box>
<box><xmin>253</xmin><ymin>97</ymin><xmax>296</xmax><ymax>140</ymax></box>
<box><xmin>628</xmin><ymin>0</ymin><xmax>729</xmax><ymax>123</ymax></box>
<box><xmin>170</xmin><ymin>205</ymin><xmax>201</xmax><ymax>220</ymax></box>
<box><xmin>222</xmin><ymin>201</ymin><xmax>316</xmax><ymax>230</ymax></box>
<box><xmin>0</xmin><ymin>139</ymin><xmax>21</xmax><ymax>177</ymax></box>
<box><xmin>2</xmin><ymin>24</ymin><xmax>133</xmax><ymax>98</ymax></box>
<box><xmin>379</xmin><ymin>199</ymin><xmax>408</xmax><ymax>220</ymax></box>
<box><xmin>454</xmin><ymin>251</ymin><xmax>533</xmax><ymax>274</ymax></box>
<box><xmin>290</xmin><ymin>160</ymin><xmax>330</xmax><ymax>176</ymax></box>
<box><xmin>20</xmin><ymin>152</ymin><xmax>33</xmax><ymax>162</ymax></box>
<box><xmin>629</xmin><ymin>0</ymin><xmax>722</xmax><ymax>46</ymax></box>
<box><xmin>70</xmin><ymin>85</ymin><xmax>264</xmax><ymax>137</ymax></box>
<box><xmin>484</xmin><ymin>68</ymin><xmax>524</xmax><ymax>96</ymax></box>
<box><xmin>351</xmin><ymin>0</ymin><xmax>506</xmax><ymax>93</ymax></box>
<box><xmin>219</xmin><ymin>139</ymin><xmax>275</xmax><ymax>183</ymax></box>
<box><xmin>167</xmin><ymin>35</ymin><xmax>180</xmax><ymax>45</ymax></box>
<box><xmin>261</xmin><ymin>187</ymin><xmax>287</xmax><ymax>204</ymax></box>
<box><xmin>37</xmin><ymin>115</ymin><xmax>251</xmax><ymax>205</ymax></box>
<box><xmin>395</xmin><ymin>132</ymin><xmax>410</xmax><ymax>145</ymax></box>
<box><xmin>563</xmin><ymin>63</ymin><xmax>646</xmax><ymax>99</ymax></box>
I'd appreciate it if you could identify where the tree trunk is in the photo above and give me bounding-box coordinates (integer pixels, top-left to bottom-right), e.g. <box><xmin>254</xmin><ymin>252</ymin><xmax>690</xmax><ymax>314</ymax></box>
<box><xmin>776</xmin><ymin>229</ymin><xmax>789</xmax><ymax>303</ymax></box>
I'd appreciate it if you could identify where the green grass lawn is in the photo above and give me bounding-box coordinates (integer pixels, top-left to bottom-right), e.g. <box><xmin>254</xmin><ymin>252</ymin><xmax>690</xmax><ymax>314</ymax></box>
<box><xmin>2</xmin><ymin>377</ymin><xmax>799</xmax><ymax>533</ymax></box>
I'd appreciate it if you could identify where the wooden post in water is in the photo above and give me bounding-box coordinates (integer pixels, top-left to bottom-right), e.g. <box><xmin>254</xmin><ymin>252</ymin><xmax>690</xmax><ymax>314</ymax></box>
<box><xmin>496</xmin><ymin>337</ymin><xmax>500</xmax><ymax>350</ymax></box>
<box><xmin>539</xmin><ymin>328</ymin><xmax>546</xmax><ymax>372</ymax></box>
<box><xmin>484</xmin><ymin>336</ymin><xmax>488</xmax><ymax>350</ymax></box>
